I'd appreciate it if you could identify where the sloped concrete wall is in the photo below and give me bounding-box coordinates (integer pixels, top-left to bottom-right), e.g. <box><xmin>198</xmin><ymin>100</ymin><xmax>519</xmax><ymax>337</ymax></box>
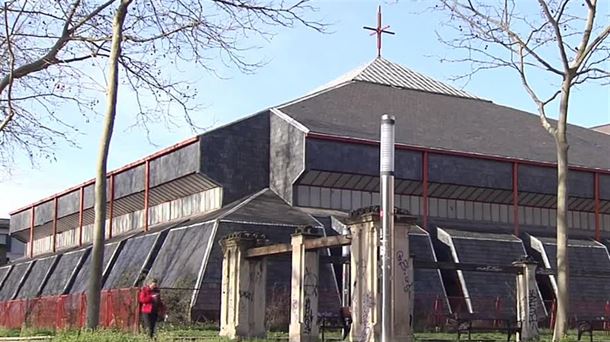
<box><xmin>270</xmin><ymin>112</ymin><xmax>305</xmax><ymax>205</ymax></box>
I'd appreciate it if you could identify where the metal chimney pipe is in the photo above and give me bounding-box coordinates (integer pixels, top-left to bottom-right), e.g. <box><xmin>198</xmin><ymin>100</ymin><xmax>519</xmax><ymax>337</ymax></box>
<box><xmin>341</xmin><ymin>221</ymin><xmax>351</xmax><ymax>338</ymax></box>
<box><xmin>380</xmin><ymin>114</ymin><xmax>395</xmax><ymax>342</ymax></box>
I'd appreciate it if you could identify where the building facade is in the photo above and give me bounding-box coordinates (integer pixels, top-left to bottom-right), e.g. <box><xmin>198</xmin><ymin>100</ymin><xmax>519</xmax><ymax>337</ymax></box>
<box><xmin>1</xmin><ymin>58</ymin><xmax>609</xmax><ymax>322</ymax></box>
<box><xmin>0</xmin><ymin>219</ymin><xmax>24</xmax><ymax>265</ymax></box>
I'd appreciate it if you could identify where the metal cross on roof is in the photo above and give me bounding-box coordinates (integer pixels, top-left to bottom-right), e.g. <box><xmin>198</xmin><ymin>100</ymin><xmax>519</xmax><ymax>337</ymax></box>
<box><xmin>363</xmin><ymin>6</ymin><xmax>395</xmax><ymax>58</ymax></box>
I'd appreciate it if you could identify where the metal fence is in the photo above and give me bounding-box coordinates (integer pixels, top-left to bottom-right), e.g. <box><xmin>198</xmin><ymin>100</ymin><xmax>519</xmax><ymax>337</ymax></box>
<box><xmin>2</xmin><ymin>290</ymin><xmax>610</xmax><ymax>333</ymax></box>
<box><xmin>0</xmin><ymin>288</ymin><xmax>139</xmax><ymax>331</ymax></box>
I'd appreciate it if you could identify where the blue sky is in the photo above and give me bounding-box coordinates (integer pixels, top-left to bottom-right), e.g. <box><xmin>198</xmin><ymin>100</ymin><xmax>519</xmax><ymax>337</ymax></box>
<box><xmin>1</xmin><ymin>0</ymin><xmax>608</xmax><ymax>217</ymax></box>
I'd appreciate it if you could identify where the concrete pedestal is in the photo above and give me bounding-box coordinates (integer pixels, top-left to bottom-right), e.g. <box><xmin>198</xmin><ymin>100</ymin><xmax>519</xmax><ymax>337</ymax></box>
<box><xmin>347</xmin><ymin>209</ymin><xmax>415</xmax><ymax>342</ymax></box>
<box><xmin>513</xmin><ymin>257</ymin><xmax>540</xmax><ymax>342</ymax></box>
<box><xmin>219</xmin><ymin>233</ymin><xmax>267</xmax><ymax>340</ymax></box>
<box><xmin>289</xmin><ymin>231</ymin><xmax>320</xmax><ymax>342</ymax></box>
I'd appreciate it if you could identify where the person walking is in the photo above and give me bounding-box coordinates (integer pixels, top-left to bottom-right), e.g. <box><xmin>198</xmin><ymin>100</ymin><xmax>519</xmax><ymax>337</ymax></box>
<box><xmin>139</xmin><ymin>278</ymin><xmax>164</xmax><ymax>339</ymax></box>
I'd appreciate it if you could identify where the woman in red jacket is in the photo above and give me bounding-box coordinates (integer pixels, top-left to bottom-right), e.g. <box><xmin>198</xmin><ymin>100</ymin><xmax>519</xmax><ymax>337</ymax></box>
<box><xmin>139</xmin><ymin>278</ymin><xmax>164</xmax><ymax>339</ymax></box>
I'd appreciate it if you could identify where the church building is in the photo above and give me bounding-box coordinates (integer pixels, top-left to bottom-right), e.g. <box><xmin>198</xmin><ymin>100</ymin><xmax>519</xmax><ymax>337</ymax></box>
<box><xmin>1</xmin><ymin>57</ymin><xmax>609</xmax><ymax>325</ymax></box>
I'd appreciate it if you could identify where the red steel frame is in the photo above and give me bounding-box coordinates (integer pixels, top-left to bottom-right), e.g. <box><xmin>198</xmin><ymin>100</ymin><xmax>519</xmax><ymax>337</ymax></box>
<box><xmin>422</xmin><ymin>151</ymin><xmax>429</xmax><ymax>230</ymax></box>
<box><xmin>13</xmin><ymin>131</ymin><xmax>609</xmax><ymax>256</ymax></box>
<box><xmin>307</xmin><ymin>132</ymin><xmax>607</xmax><ymax>234</ymax></box>
<box><xmin>78</xmin><ymin>186</ymin><xmax>84</xmax><ymax>246</ymax></box>
<box><xmin>52</xmin><ymin>197</ymin><xmax>58</xmax><ymax>253</ymax></box>
<box><xmin>108</xmin><ymin>175</ymin><xmax>115</xmax><ymax>239</ymax></box>
<box><xmin>595</xmin><ymin>172</ymin><xmax>601</xmax><ymax>241</ymax></box>
<box><xmin>513</xmin><ymin>162</ymin><xmax>520</xmax><ymax>236</ymax></box>
<box><xmin>16</xmin><ymin>137</ymin><xmax>199</xmax><ymax>256</ymax></box>
<box><xmin>29</xmin><ymin>207</ymin><xmax>35</xmax><ymax>258</ymax></box>
<box><xmin>144</xmin><ymin>160</ymin><xmax>151</xmax><ymax>232</ymax></box>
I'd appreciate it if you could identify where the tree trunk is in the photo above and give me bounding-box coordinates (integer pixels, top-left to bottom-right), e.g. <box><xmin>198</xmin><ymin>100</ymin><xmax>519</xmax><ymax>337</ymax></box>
<box><xmin>552</xmin><ymin>78</ymin><xmax>571</xmax><ymax>342</ymax></box>
<box><xmin>86</xmin><ymin>0</ymin><xmax>132</xmax><ymax>329</ymax></box>
<box><xmin>553</xmin><ymin>138</ymin><xmax>569</xmax><ymax>341</ymax></box>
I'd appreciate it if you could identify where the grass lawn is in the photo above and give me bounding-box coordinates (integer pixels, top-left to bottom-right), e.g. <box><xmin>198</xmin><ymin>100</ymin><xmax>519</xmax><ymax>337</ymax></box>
<box><xmin>2</xmin><ymin>327</ymin><xmax>610</xmax><ymax>341</ymax></box>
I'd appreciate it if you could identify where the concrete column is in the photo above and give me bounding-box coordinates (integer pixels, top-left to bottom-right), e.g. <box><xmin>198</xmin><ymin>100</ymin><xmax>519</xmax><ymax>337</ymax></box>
<box><xmin>219</xmin><ymin>233</ymin><xmax>267</xmax><ymax>340</ymax></box>
<box><xmin>392</xmin><ymin>220</ymin><xmax>414</xmax><ymax>342</ymax></box>
<box><xmin>289</xmin><ymin>230</ymin><xmax>320</xmax><ymax>342</ymax></box>
<box><xmin>513</xmin><ymin>256</ymin><xmax>539</xmax><ymax>342</ymax></box>
<box><xmin>347</xmin><ymin>207</ymin><xmax>416</xmax><ymax>342</ymax></box>
<box><xmin>348</xmin><ymin>211</ymin><xmax>380</xmax><ymax>342</ymax></box>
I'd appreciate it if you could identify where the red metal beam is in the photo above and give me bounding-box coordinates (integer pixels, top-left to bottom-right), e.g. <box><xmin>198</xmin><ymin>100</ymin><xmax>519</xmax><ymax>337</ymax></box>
<box><xmin>144</xmin><ymin>160</ymin><xmax>150</xmax><ymax>232</ymax></box>
<box><xmin>52</xmin><ymin>197</ymin><xmax>58</xmax><ymax>253</ymax></box>
<box><xmin>513</xmin><ymin>162</ymin><xmax>520</xmax><ymax>236</ymax></box>
<box><xmin>29</xmin><ymin>207</ymin><xmax>35</xmax><ymax>258</ymax></box>
<box><xmin>423</xmin><ymin>151</ymin><xmax>429</xmax><ymax>230</ymax></box>
<box><xmin>595</xmin><ymin>172</ymin><xmax>601</xmax><ymax>241</ymax></box>
<box><xmin>10</xmin><ymin>136</ymin><xmax>199</xmax><ymax>215</ymax></box>
<box><xmin>78</xmin><ymin>186</ymin><xmax>84</xmax><ymax>246</ymax></box>
<box><xmin>108</xmin><ymin>175</ymin><xmax>115</xmax><ymax>239</ymax></box>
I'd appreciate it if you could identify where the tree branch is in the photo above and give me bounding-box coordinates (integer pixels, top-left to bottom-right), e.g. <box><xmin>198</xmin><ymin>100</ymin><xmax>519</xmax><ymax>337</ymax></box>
<box><xmin>516</xmin><ymin>43</ymin><xmax>555</xmax><ymax>136</ymax></box>
<box><xmin>443</xmin><ymin>0</ymin><xmax>565</xmax><ymax>76</ymax></box>
<box><xmin>0</xmin><ymin>2</ymin><xmax>17</xmax><ymax>132</ymax></box>
<box><xmin>536</xmin><ymin>0</ymin><xmax>570</xmax><ymax>72</ymax></box>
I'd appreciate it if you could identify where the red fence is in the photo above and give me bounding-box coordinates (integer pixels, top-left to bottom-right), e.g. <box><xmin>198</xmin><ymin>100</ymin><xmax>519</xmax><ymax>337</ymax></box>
<box><xmin>3</xmin><ymin>290</ymin><xmax>610</xmax><ymax>332</ymax></box>
<box><xmin>0</xmin><ymin>288</ymin><xmax>139</xmax><ymax>331</ymax></box>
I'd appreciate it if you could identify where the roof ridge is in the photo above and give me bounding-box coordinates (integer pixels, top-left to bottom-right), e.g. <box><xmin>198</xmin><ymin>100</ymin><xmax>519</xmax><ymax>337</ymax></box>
<box><xmin>300</xmin><ymin>57</ymin><xmax>483</xmax><ymax>102</ymax></box>
<box><xmin>286</xmin><ymin>57</ymin><xmax>485</xmax><ymax>111</ymax></box>
<box><xmin>302</xmin><ymin>59</ymin><xmax>375</xmax><ymax>96</ymax></box>
<box><xmin>352</xmin><ymin>58</ymin><xmax>482</xmax><ymax>100</ymax></box>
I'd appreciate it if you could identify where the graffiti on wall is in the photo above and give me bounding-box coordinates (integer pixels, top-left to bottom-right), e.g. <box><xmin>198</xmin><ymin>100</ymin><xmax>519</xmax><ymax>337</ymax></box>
<box><xmin>304</xmin><ymin>267</ymin><xmax>319</xmax><ymax>297</ymax></box>
<box><xmin>303</xmin><ymin>297</ymin><xmax>313</xmax><ymax>334</ymax></box>
<box><xmin>527</xmin><ymin>288</ymin><xmax>539</xmax><ymax>336</ymax></box>
<box><xmin>396</xmin><ymin>250</ymin><xmax>413</xmax><ymax>293</ymax></box>
<box><xmin>358</xmin><ymin>291</ymin><xmax>375</xmax><ymax>342</ymax></box>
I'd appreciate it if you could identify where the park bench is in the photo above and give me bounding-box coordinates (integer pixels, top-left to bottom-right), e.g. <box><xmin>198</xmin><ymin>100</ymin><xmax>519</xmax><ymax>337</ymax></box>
<box><xmin>576</xmin><ymin>315</ymin><xmax>610</xmax><ymax>342</ymax></box>
<box><xmin>447</xmin><ymin>312</ymin><xmax>520</xmax><ymax>342</ymax></box>
<box><xmin>318</xmin><ymin>306</ymin><xmax>352</xmax><ymax>341</ymax></box>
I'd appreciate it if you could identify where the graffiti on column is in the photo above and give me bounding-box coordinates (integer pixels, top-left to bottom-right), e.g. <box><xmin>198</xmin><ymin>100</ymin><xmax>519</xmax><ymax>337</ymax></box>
<box><xmin>303</xmin><ymin>267</ymin><xmax>318</xmax><ymax>334</ymax></box>
<box><xmin>304</xmin><ymin>267</ymin><xmax>319</xmax><ymax>297</ymax></box>
<box><xmin>291</xmin><ymin>298</ymin><xmax>299</xmax><ymax>318</ymax></box>
<box><xmin>303</xmin><ymin>297</ymin><xmax>313</xmax><ymax>334</ymax></box>
<box><xmin>239</xmin><ymin>290</ymin><xmax>253</xmax><ymax>301</ymax></box>
<box><xmin>396</xmin><ymin>251</ymin><xmax>413</xmax><ymax>293</ymax></box>
<box><xmin>353</xmin><ymin>260</ymin><xmax>366</xmax><ymax>290</ymax></box>
<box><xmin>358</xmin><ymin>291</ymin><xmax>374</xmax><ymax>342</ymax></box>
<box><xmin>254</xmin><ymin>262</ymin><xmax>264</xmax><ymax>281</ymax></box>
<box><xmin>527</xmin><ymin>289</ymin><xmax>539</xmax><ymax>335</ymax></box>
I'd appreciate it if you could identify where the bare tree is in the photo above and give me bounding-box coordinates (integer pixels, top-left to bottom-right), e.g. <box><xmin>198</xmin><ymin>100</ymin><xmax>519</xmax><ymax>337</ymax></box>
<box><xmin>433</xmin><ymin>0</ymin><xmax>609</xmax><ymax>340</ymax></box>
<box><xmin>0</xmin><ymin>0</ymin><xmax>324</xmax><ymax>168</ymax></box>
<box><xmin>1</xmin><ymin>0</ymin><xmax>324</xmax><ymax>330</ymax></box>
<box><xmin>87</xmin><ymin>0</ymin><xmax>132</xmax><ymax>329</ymax></box>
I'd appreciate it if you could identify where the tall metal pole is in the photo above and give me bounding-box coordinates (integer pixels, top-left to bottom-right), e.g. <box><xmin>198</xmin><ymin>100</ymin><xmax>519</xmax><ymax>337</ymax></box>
<box><xmin>341</xmin><ymin>223</ymin><xmax>350</xmax><ymax>305</ymax></box>
<box><xmin>380</xmin><ymin>114</ymin><xmax>395</xmax><ymax>342</ymax></box>
<box><xmin>341</xmin><ymin>222</ymin><xmax>351</xmax><ymax>337</ymax></box>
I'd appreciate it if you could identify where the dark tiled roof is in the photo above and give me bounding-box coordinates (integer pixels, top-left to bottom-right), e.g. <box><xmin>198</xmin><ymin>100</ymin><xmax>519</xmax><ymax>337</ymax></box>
<box><xmin>16</xmin><ymin>256</ymin><xmax>56</xmax><ymax>299</ymax></box>
<box><xmin>0</xmin><ymin>261</ymin><xmax>31</xmax><ymax>300</ymax></box>
<box><xmin>531</xmin><ymin>235</ymin><xmax>610</xmax><ymax>315</ymax></box>
<box><xmin>439</xmin><ymin>228</ymin><xmax>545</xmax><ymax>316</ymax></box>
<box><xmin>535</xmin><ymin>236</ymin><xmax>599</xmax><ymax>247</ymax></box>
<box><xmin>315</xmin><ymin>57</ymin><xmax>479</xmax><ymax>100</ymax></box>
<box><xmin>591</xmin><ymin>124</ymin><xmax>610</xmax><ymax>135</ymax></box>
<box><xmin>279</xmin><ymin>68</ymin><xmax>610</xmax><ymax>170</ymax></box>
<box><xmin>221</xmin><ymin>189</ymin><xmax>321</xmax><ymax>227</ymax></box>
<box><xmin>440</xmin><ymin>228</ymin><xmax>520</xmax><ymax>241</ymax></box>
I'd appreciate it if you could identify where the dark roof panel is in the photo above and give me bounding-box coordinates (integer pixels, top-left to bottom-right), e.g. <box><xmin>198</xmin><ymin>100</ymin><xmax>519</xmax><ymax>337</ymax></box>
<box><xmin>279</xmin><ymin>81</ymin><xmax>610</xmax><ymax>170</ymax></box>
<box><xmin>223</xmin><ymin>189</ymin><xmax>321</xmax><ymax>227</ymax></box>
